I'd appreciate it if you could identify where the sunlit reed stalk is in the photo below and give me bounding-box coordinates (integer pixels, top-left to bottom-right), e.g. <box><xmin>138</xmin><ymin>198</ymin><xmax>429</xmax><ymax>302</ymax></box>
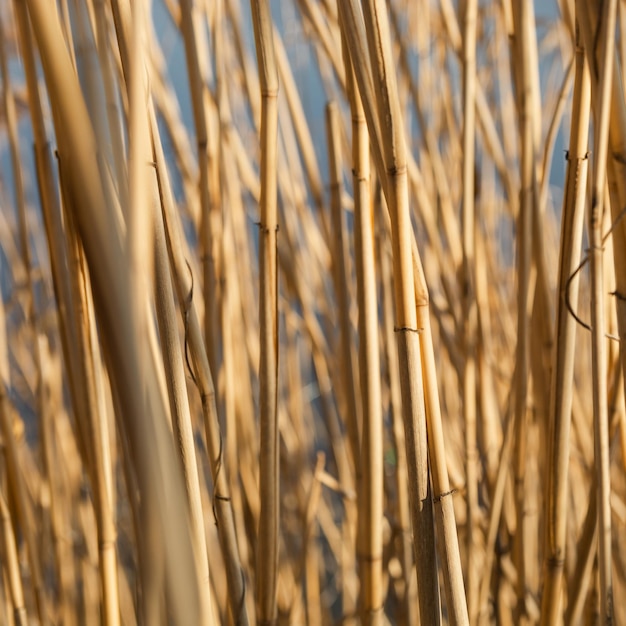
<box><xmin>178</xmin><ymin>0</ymin><xmax>220</xmax><ymax>375</ymax></box>
<box><xmin>341</xmin><ymin>55</ymin><xmax>383</xmax><ymax>620</ymax></box>
<box><xmin>377</xmin><ymin>213</ymin><xmax>416</xmax><ymax>626</ymax></box>
<box><xmin>586</xmin><ymin>0</ymin><xmax>617</xmax><ymax>621</ymax></box>
<box><xmin>356</xmin><ymin>0</ymin><xmax>440</xmax><ymax>622</ymax></box>
<box><xmin>540</xmin><ymin>25</ymin><xmax>590</xmax><ymax>625</ymax></box>
<box><xmin>249</xmin><ymin>0</ymin><xmax>280</xmax><ymax>621</ymax></box>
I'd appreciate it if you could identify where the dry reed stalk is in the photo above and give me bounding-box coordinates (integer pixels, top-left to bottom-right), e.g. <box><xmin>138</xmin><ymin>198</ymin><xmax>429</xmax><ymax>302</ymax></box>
<box><xmin>378</xmin><ymin>222</ymin><xmax>416</xmax><ymax>626</ymax></box>
<box><xmin>58</xmin><ymin>117</ymin><xmax>122</xmax><ymax>626</ymax></box>
<box><xmin>92</xmin><ymin>0</ymin><xmax>127</xmax><ymax>197</ymax></box>
<box><xmin>510</xmin><ymin>1</ymin><xmax>536</xmax><ymax>618</ymax></box>
<box><xmin>355</xmin><ymin>0</ymin><xmax>440</xmax><ymax>622</ymax></box>
<box><xmin>249</xmin><ymin>0</ymin><xmax>280</xmax><ymax>621</ymax></box>
<box><xmin>178</xmin><ymin>0</ymin><xmax>221</xmax><ymax>375</ymax></box>
<box><xmin>475</xmin><ymin>228</ymin><xmax>504</xmax><ymax>491</ymax></box>
<box><xmin>150</xmin><ymin>102</ymin><xmax>250</xmax><ymax>625</ymax></box>
<box><xmin>540</xmin><ymin>26</ymin><xmax>590</xmax><ymax>625</ymax></box>
<box><xmin>341</xmin><ymin>51</ymin><xmax>384</xmax><ymax>619</ymax></box>
<box><xmin>25</xmin><ymin>2</ymin><xmax>203</xmax><ymax>623</ymax></box>
<box><xmin>585</xmin><ymin>0</ymin><xmax>617</xmax><ymax>621</ymax></box>
<box><xmin>460</xmin><ymin>0</ymin><xmax>479</xmax><ymax>620</ymax></box>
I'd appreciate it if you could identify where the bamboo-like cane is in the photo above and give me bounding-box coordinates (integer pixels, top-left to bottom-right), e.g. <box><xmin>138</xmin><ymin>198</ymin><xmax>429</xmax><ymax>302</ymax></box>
<box><xmin>340</xmin><ymin>59</ymin><xmax>384</xmax><ymax>620</ymax></box>
<box><xmin>249</xmin><ymin>0</ymin><xmax>280</xmax><ymax>621</ymax></box>
<box><xmin>378</xmin><ymin>218</ymin><xmax>416</xmax><ymax>626</ymax></box>
<box><xmin>460</xmin><ymin>0</ymin><xmax>479</xmax><ymax>620</ymax></box>
<box><xmin>585</xmin><ymin>0</ymin><xmax>617</xmax><ymax>621</ymax></box>
<box><xmin>510</xmin><ymin>1</ymin><xmax>535</xmax><ymax>618</ymax></box>
<box><xmin>355</xmin><ymin>0</ymin><xmax>440</xmax><ymax>623</ymax></box>
<box><xmin>539</xmin><ymin>26</ymin><xmax>591</xmax><ymax>625</ymax></box>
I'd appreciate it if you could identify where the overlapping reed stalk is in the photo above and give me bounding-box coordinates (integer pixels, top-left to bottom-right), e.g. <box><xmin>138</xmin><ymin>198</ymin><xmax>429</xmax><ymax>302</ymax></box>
<box><xmin>540</xmin><ymin>26</ymin><xmax>591</xmax><ymax>625</ymax></box>
<box><xmin>585</xmin><ymin>0</ymin><xmax>618</xmax><ymax>622</ymax></box>
<box><xmin>342</xmin><ymin>51</ymin><xmax>383</xmax><ymax>621</ymax></box>
<box><xmin>150</xmin><ymin>100</ymin><xmax>250</xmax><ymax>626</ymax></box>
<box><xmin>24</xmin><ymin>2</ymin><xmax>202</xmax><ymax>624</ymax></box>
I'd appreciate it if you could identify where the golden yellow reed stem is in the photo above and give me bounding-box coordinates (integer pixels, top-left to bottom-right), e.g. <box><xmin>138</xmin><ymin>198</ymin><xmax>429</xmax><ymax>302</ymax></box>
<box><xmin>249</xmin><ymin>0</ymin><xmax>280</xmax><ymax>621</ymax></box>
<box><xmin>586</xmin><ymin>0</ymin><xmax>618</xmax><ymax>621</ymax></box>
<box><xmin>342</xmin><ymin>61</ymin><xmax>384</xmax><ymax>620</ymax></box>
<box><xmin>355</xmin><ymin>0</ymin><xmax>441</xmax><ymax>622</ymax></box>
<box><xmin>540</xmin><ymin>28</ymin><xmax>591</xmax><ymax>626</ymax></box>
<box><xmin>178</xmin><ymin>0</ymin><xmax>220</xmax><ymax>375</ymax></box>
<box><xmin>378</xmin><ymin>221</ymin><xmax>416</xmax><ymax>626</ymax></box>
<box><xmin>511</xmin><ymin>1</ymin><xmax>535</xmax><ymax>618</ymax></box>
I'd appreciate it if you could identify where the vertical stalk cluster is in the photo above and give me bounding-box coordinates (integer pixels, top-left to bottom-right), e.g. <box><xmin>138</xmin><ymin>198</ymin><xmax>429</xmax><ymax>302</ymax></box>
<box><xmin>2</xmin><ymin>0</ymin><xmax>626</xmax><ymax>623</ymax></box>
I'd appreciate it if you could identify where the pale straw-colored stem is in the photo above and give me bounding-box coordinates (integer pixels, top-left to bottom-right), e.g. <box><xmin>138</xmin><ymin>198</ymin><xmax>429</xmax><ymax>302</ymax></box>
<box><xmin>344</xmin><ymin>70</ymin><xmax>383</xmax><ymax>621</ymax></box>
<box><xmin>249</xmin><ymin>0</ymin><xmax>280</xmax><ymax>621</ymax></box>
<box><xmin>357</xmin><ymin>0</ymin><xmax>440</xmax><ymax>622</ymax></box>
<box><xmin>586</xmin><ymin>0</ymin><xmax>618</xmax><ymax>621</ymax></box>
<box><xmin>511</xmin><ymin>1</ymin><xmax>535</xmax><ymax>617</ymax></box>
<box><xmin>540</xmin><ymin>27</ymin><xmax>591</xmax><ymax>626</ymax></box>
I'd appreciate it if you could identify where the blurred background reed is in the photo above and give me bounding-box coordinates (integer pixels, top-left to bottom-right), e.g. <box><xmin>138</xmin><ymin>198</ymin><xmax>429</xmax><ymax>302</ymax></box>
<box><xmin>0</xmin><ymin>0</ymin><xmax>625</xmax><ymax>624</ymax></box>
